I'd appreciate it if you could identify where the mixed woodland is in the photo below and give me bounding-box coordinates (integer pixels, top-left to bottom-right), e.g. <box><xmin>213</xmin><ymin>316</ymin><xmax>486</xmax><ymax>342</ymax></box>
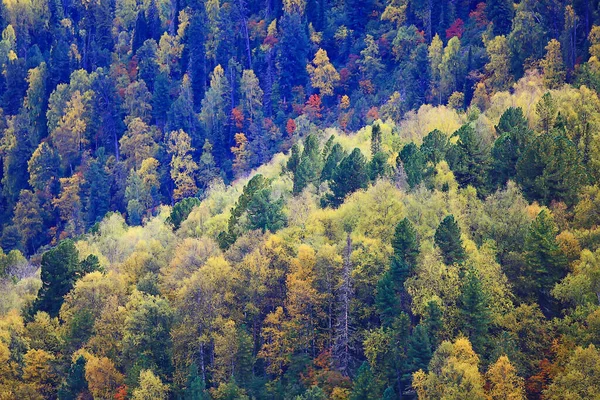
<box><xmin>3</xmin><ymin>0</ymin><xmax>600</xmax><ymax>398</ymax></box>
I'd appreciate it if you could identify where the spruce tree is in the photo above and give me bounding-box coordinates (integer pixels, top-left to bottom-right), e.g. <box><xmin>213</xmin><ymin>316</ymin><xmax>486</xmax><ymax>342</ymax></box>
<box><xmin>368</xmin><ymin>152</ymin><xmax>388</xmax><ymax>182</ymax></box>
<box><xmin>486</xmin><ymin>0</ymin><xmax>514</xmax><ymax>35</ymax></box>
<box><xmin>350</xmin><ymin>362</ymin><xmax>380</xmax><ymax>400</ymax></box>
<box><xmin>327</xmin><ymin>148</ymin><xmax>368</xmax><ymax>207</ymax></box>
<box><xmin>491</xmin><ymin>107</ymin><xmax>534</xmax><ymax>186</ymax></box>
<box><xmin>293</xmin><ymin>134</ymin><xmax>322</xmax><ymax>194</ymax></box>
<box><xmin>522</xmin><ymin>210</ymin><xmax>568</xmax><ymax>314</ymax></box>
<box><xmin>321</xmin><ymin>143</ymin><xmax>345</xmax><ymax>182</ymax></box>
<box><xmin>435</xmin><ymin>215</ymin><xmax>466</xmax><ymax>265</ymax></box>
<box><xmin>405</xmin><ymin>324</ymin><xmax>433</xmax><ymax>377</ymax></box>
<box><xmin>398</xmin><ymin>143</ymin><xmax>425</xmax><ymax>189</ymax></box>
<box><xmin>446</xmin><ymin>124</ymin><xmax>491</xmax><ymax>193</ymax></box>
<box><xmin>57</xmin><ymin>355</ymin><xmax>88</xmax><ymax>400</ymax></box>
<box><xmin>459</xmin><ymin>266</ymin><xmax>491</xmax><ymax>354</ymax></box>
<box><xmin>420</xmin><ymin>129</ymin><xmax>449</xmax><ymax>165</ymax></box>
<box><xmin>371</xmin><ymin>123</ymin><xmax>382</xmax><ymax>155</ymax></box>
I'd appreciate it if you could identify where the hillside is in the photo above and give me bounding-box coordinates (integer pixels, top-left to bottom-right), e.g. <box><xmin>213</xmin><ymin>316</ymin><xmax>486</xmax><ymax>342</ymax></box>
<box><xmin>3</xmin><ymin>0</ymin><xmax>600</xmax><ymax>399</ymax></box>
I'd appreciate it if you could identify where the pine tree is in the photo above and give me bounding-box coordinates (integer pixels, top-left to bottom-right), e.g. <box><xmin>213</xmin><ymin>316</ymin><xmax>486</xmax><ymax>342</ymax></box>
<box><xmin>183</xmin><ymin>363</ymin><xmax>209</xmax><ymax>400</ymax></box>
<box><xmin>446</xmin><ymin>124</ymin><xmax>491</xmax><ymax>193</ymax></box>
<box><xmin>321</xmin><ymin>143</ymin><xmax>345</xmax><ymax>182</ymax></box>
<box><xmin>491</xmin><ymin>107</ymin><xmax>534</xmax><ymax>186</ymax></box>
<box><xmin>57</xmin><ymin>355</ymin><xmax>88</xmax><ymax>400</ymax></box>
<box><xmin>435</xmin><ymin>215</ymin><xmax>466</xmax><ymax>265</ymax></box>
<box><xmin>516</xmin><ymin>133</ymin><xmax>586</xmax><ymax>206</ymax></box>
<box><xmin>371</xmin><ymin>124</ymin><xmax>382</xmax><ymax>156</ymax></box>
<box><xmin>486</xmin><ymin>0</ymin><xmax>514</xmax><ymax>35</ymax></box>
<box><xmin>421</xmin><ymin>129</ymin><xmax>449</xmax><ymax>165</ymax></box>
<box><xmin>522</xmin><ymin>210</ymin><xmax>568</xmax><ymax>314</ymax></box>
<box><xmin>398</xmin><ymin>143</ymin><xmax>425</xmax><ymax>189</ymax></box>
<box><xmin>368</xmin><ymin>152</ymin><xmax>388</xmax><ymax>182</ymax></box>
<box><xmin>293</xmin><ymin>134</ymin><xmax>322</xmax><ymax>194</ymax></box>
<box><xmin>246</xmin><ymin>188</ymin><xmax>286</xmax><ymax>233</ymax></box>
<box><xmin>459</xmin><ymin>266</ymin><xmax>490</xmax><ymax>354</ymax></box>
<box><xmin>327</xmin><ymin>148</ymin><xmax>368</xmax><ymax>207</ymax></box>
<box><xmin>405</xmin><ymin>324</ymin><xmax>432</xmax><ymax>377</ymax></box>
<box><xmin>349</xmin><ymin>362</ymin><xmax>379</xmax><ymax>400</ymax></box>
<box><xmin>84</xmin><ymin>150</ymin><xmax>111</xmax><ymax>227</ymax></box>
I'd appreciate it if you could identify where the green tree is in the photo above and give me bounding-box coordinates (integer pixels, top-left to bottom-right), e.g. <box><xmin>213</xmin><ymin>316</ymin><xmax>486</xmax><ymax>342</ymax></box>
<box><xmin>458</xmin><ymin>266</ymin><xmax>491</xmax><ymax>354</ymax></box>
<box><xmin>421</xmin><ymin>129</ymin><xmax>449</xmax><ymax>165</ymax></box>
<box><xmin>491</xmin><ymin>107</ymin><xmax>534</xmax><ymax>186</ymax></box>
<box><xmin>522</xmin><ymin>210</ymin><xmax>568</xmax><ymax>313</ymax></box>
<box><xmin>13</xmin><ymin>190</ymin><xmax>43</xmax><ymax>254</ymax></box>
<box><xmin>133</xmin><ymin>369</ymin><xmax>169</xmax><ymax>400</ymax></box>
<box><xmin>398</xmin><ymin>143</ymin><xmax>425</xmax><ymax>189</ymax></box>
<box><xmin>293</xmin><ymin>134</ymin><xmax>322</xmax><ymax>194</ymax></box>
<box><xmin>327</xmin><ymin>148</ymin><xmax>369</xmax><ymax>207</ymax></box>
<box><xmin>168</xmin><ymin>197</ymin><xmax>201</xmax><ymax>230</ymax></box>
<box><xmin>446</xmin><ymin>124</ymin><xmax>491</xmax><ymax>193</ymax></box>
<box><xmin>321</xmin><ymin>143</ymin><xmax>345</xmax><ymax>182</ymax></box>
<box><xmin>515</xmin><ymin>133</ymin><xmax>586</xmax><ymax>206</ymax></box>
<box><xmin>435</xmin><ymin>215</ymin><xmax>466</xmax><ymax>265</ymax></box>
<box><xmin>486</xmin><ymin>0</ymin><xmax>514</xmax><ymax>35</ymax></box>
<box><xmin>31</xmin><ymin>240</ymin><xmax>99</xmax><ymax>317</ymax></box>
<box><xmin>350</xmin><ymin>362</ymin><xmax>380</xmax><ymax>400</ymax></box>
<box><xmin>57</xmin><ymin>355</ymin><xmax>88</xmax><ymax>400</ymax></box>
<box><xmin>246</xmin><ymin>188</ymin><xmax>286</xmax><ymax>233</ymax></box>
<box><xmin>405</xmin><ymin>324</ymin><xmax>432</xmax><ymax>377</ymax></box>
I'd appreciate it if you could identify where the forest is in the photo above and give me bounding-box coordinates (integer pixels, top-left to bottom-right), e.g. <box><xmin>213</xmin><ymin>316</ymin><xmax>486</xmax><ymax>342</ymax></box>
<box><xmin>2</xmin><ymin>0</ymin><xmax>600</xmax><ymax>398</ymax></box>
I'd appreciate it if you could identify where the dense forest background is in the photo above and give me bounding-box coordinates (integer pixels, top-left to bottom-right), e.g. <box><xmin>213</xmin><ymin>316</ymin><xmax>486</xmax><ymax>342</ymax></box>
<box><xmin>3</xmin><ymin>0</ymin><xmax>600</xmax><ymax>398</ymax></box>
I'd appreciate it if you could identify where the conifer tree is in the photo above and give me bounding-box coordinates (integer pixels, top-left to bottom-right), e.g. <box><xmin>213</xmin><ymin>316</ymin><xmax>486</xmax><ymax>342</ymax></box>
<box><xmin>349</xmin><ymin>362</ymin><xmax>379</xmax><ymax>400</ymax></box>
<box><xmin>58</xmin><ymin>355</ymin><xmax>88</xmax><ymax>400</ymax></box>
<box><xmin>420</xmin><ymin>129</ymin><xmax>449</xmax><ymax>165</ymax></box>
<box><xmin>435</xmin><ymin>215</ymin><xmax>466</xmax><ymax>265</ymax></box>
<box><xmin>327</xmin><ymin>148</ymin><xmax>368</xmax><ymax>207</ymax></box>
<box><xmin>459</xmin><ymin>266</ymin><xmax>491</xmax><ymax>354</ymax></box>
<box><xmin>398</xmin><ymin>143</ymin><xmax>425</xmax><ymax>189</ymax></box>
<box><xmin>446</xmin><ymin>124</ymin><xmax>491</xmax><ymax>193</ymax></box>
<box><xmin>405</xmin><ymin>324</ymin><xmax>432</xmax><ymax>377</ymax></box>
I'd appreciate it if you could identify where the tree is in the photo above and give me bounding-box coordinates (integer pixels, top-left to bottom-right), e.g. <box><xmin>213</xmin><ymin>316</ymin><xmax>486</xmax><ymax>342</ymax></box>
<box><xmin>435</xmin><ymin>215</ymin><xmax>466</xmax><ymax>265</ymax></box>
<box><xmin>133</xmin><ymin>370</ymin><xmax>169</xmax><ymax>400</ymax></box>
<box><xmin>167</xmin><ymin>129</ymin><xmax>199</xmax><ymax>201</ymax></box>
<box><xmin>491</xmin><ymin>107</ymin><xmax>534</xmax><ymax>186</ymax></box>
<box><xmin>85</xmin><ymin>151</ymin><xmax>111</xmax><ymax>226</ymax></box>
<box><xmin>541</xmin><ymin>39</ymin><xmax>566</xmax><ymax>89</ymax></box>
<box><xmin>486</xmin><ymin>0</ymin><xmax>513</xmax><ymax>35</ymax></box>
<box><xmin>446</xmin><ymin>124</ymin><xmax>491</xmax><ymax>192</ymax></box>
<box><xmin>327</xmin><ymin>148</ymin><xmax>369</xmax><ymax>207</ymax></box>
<box><xmin>515</xmin><ymin>133</ymin><xmax>586</xmax><ymax>206</ymax></box>
<box><xmin>307</xmin><ymin>48</ymin><xmax>340</xmax><ymax>97</ymax></box>
<box><xmin>293</xmin><ymin>134</ymin><xmax>322</xmax><ymax>194</ymax></box>
<box><xmin>120</xmin><ymin>118</ymin><xmax>159</xmax><ymax>170</ymax></box>
<box><xmin>32</xmin><ymin>240</ymin><xmax>99</xmax><ymax>317</ymax></box>
<box><xmin>246</xmin><ymin>188</ymin><xmax>286</xmax><ymax>233</ymax></box>
<box><xmin>349</xmin><ymin>362</ymin><xmax>379</xmax><ymax>400</ymax></box>
<box><xmin>484</xmin><ymin>35</ymin><xmax>513</xmax><ymax>91</ymax></box>
<box><xmin>13</xmin><ymin>190</ymin><xmax>43</xmax><ymax>253</ymax></box>
<box><xmin>398</xmin><ymin>143</ymin><xmax>425</xmax><ymax>189</ymax></box>
<box><xmin>321</xmin><ymin>143</ymin><xmax>346</xmax><ymax>182</ymax></box>
<box><xmin>58</xmin><ymin>355</ymin><xmax>89</xmax><ymax>400</ymax></box>
<box><xmin>169</xmin><ymin>197</ymin><xmax>201</xmax><ymax>230</ymax></box>
<box><xmin>522</xmin><ymin>210</ymin><xmax>568</xmax><ymax>313</ymax></box>
<box><xmin>486</xmin><ymin>355</ymin><xmax>526</xmax><ymax>400</ymax></box>
<box><xmin>200</xmin><ymin>65</ymin><xmax>229</xmax><ymax>165</ymax></box>
<box><xmin>458</xmin><ymin>266</ymin><xmax>490</xmax><ymax>354</ymax></box>
<box><xmin>51</xmin><ymin>90</ymin><xmax>88</xmax><ymax>173</ymax></box>
<box><xmin>405</xmin><ymin>324</ymin><xmax>432</xmax><ymax>377</ymax></box>
<box><xmin>543</xmin><ymin>345</ymin><xmax>600</xmax><ymax>400</ymax></box>
<box><xmin>554</xmin><ymin>248</ymin><xmax>600</xmax><ymax>306</ymax></box>
<box><xmin>421</xmin><ymin>129</ymin><xmax>449</xmax><ymax>165</ymax></box>
<box><xmin>278</xmin><ymin>13</ymin><xmax>309</xmax><ymax>100</ymax></box>
<box><xmin>412</xmin><ymin>337</ymin><xmax>485</xmax><ymax>400</ymax></box>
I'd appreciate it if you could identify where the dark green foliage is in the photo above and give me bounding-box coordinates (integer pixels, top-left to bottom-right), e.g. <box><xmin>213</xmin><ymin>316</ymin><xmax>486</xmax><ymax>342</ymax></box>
<box><xmin>435</xmin><ymin>215</ymin><xmax>466</xmax><ymax>265</ymax></box>
<box><xmin>218</xmin><ymin>175</ymin><xmax>269</xmax><ymax>249</ymax></box>
<box><xmin>376</xmin><ymin>272</ymin><xmax>399</xmax><ymax>327</ymax></box>
<box><xmin>381</xmin><ymin>387</ymin><xmax>396</xmax><ymax>400</ymax></box>
<box><xmin>522</xmin><ymin>210</ymin><xmax>568</xmax><ymax>314</ymax></box>
<box><xmin>399</xmin><ymin>143</ymin><xmax>425</xmax><ymax>189</ymax></box>
<box><xmin>405</xmin><ymin>324</ymin><xmax>432</xmax><ymax>377</ymax></box>
<box><xmin>327</xmin><ymin>148</ymin><xmax>369</xmax><ymax>207</ymax></box>
<box><xmin>392</xmin><ymin>218</ymin><xmax>420</xmax><ymax>266</ymax></box>
<box><xmin>298</xmin><ymin>386</ymin><xmax>327</xmax><ymax>400</ymax></box>
<box><xmin>184</xmin><ymin>363</ymin><xmax>209</xmax><ymax>400</ymax></box>
<box><xmin>246</xmin><ymin>188</ymin><xmax>286</xmax><ymax>233</ymax></box>
<box><xmin>168</xmin><ymin>197</ymin><xmax>201</xmax><ymax>229</ymax></box>
<box><xmin>368</xmin><ymin>152</ymin><xmax>388</xmax><ymax>182</ymax></box>
<box><xmin>287</xmin><ymin>144</ymin><xmax>301</xmax><ymax>176</ymax></box>
<box><xmin>321</xmin><ymin>143</ymin><xmax>345</xmax><ymax>182</ymax></box>
<box><xmin>57</xmin><ymin>355</ymin><xmax>88</xmax><ymax>400</ymax></box>
<box><xmin>423</xmin><ymin>300</ymin><xmax>443</xmax><ymax>348</ymax></box>
<box><xmin>458</xmin><ymin>266</ymin><xmax>490</xmax><ymax>354</ymax></box>
<box><xmin>293</xmin><ymin>134</ymin><xmax>322</xmax><ymax>194</ymax></box>
<box><xmin>277</xmin><ymin>13</ymin><xmax>309</xmax><ymax>99</ymax></box>
<box><xmin>371</xmin><ymin>124</ymin><xmax>382</xmax><ymax>155</ymax></box>
<box><xmin>446</xmin><ymin>124</ymin><xmax>491</xmax><ymax>193</ymax></box>
<box><xmin>516</xmin><ymin>134</ymin><xmax>586</xmax><ymax>206</ymax></box>
<box><xmin>32</xmin><ymin>240</ymin><xmax>100</xmax><ymax>317</ymax></box>
<box><xmin>85</xmin><ymin>151</ymin><xmax>111</xmax><ymax>227</ymax></box>
<box><xmin>491</xmin><ymin>107</ymin><xmax>534</xmax><ymax>186</ymax></box>
<box><xmin>486</xmin><ymin>0</ymin><xmax>514</xmax><ymax>35</ymax></box>
<box><xmin>350</xmin><ymin>362</ymin><xmax>380</xmax><ymax>400</ymax></box>
<box><xmin>421</xmin><ymin>129</ymin><xmax>449</xmax><ymax>165</ymax></box>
